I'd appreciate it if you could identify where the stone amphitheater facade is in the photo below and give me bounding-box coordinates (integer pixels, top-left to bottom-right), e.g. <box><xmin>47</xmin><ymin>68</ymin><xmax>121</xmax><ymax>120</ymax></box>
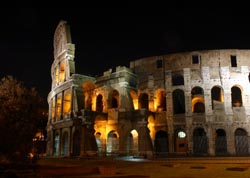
<box><xmin>46</xmin><ymin>20</ymin><xmax>250</xmax><ymax>158</ymax></box>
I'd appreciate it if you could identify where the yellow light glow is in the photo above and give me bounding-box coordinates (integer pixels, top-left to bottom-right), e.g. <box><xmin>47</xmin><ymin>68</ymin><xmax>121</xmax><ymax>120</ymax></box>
<box><xmin>60</xmin><ymin>62</ymin><xmax>65</xmax><ymax>82</ymax></box>
<box><xmin>131</xmin><ymin>129</ymin><xmax>138</xmax><ymax>137</ymax></box>
<box><xmin>133</xmin><ymin>99</ymin><xmax>138</xmax><ymax>110</ymax></box>
<box><xmin>147</xmin><ymin>115</ymin><xmax>155</xmax><ymax>139</ymax></box>
<box><xmin>191</xmin><ymin>96</ymin><xmax>204</xmax><ymax>112</ymax></box>
<box><xmin>56</xmin><ymin>97</ymin><xmax>62</xmax><ymax>117</ymax></box>
<box><xmin>63</xmin><ymin>93</ymin><xmax>71</xmax><ymax>114</ymax></box>
<box><xmin>130</xmin><ymin>90</ymin><xmax>138</xmax><ymax>110</ymax></box>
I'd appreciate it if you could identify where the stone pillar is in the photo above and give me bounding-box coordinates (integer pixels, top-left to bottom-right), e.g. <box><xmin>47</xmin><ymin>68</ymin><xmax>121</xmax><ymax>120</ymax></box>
<box><xmin>46</xmin><ymin>123</ymin><xmax>53</xmax><ymax>156</ymax></box>
<box><xmin>138</xmin><ymin>120</ymin><xmax>153</xmax><ymax>158</ymax></box>
<box><xmin>80</xmin><ymin>122</ymin><xmax>97</xmax><ymax>157</ymax></box>
<box><xmin>207</xmin><ymin>126</ymin><xmax>215</xmax><ymax>156</ymax></box>
<box><xmin>117</xmin><ymin>120</ymin><xmax>127</xmax><ymax>156</ymax></box>
<box><xmin>227</xmin><ymin>127</ymin><xmax>235</xmax><ymax>155</ymax></box>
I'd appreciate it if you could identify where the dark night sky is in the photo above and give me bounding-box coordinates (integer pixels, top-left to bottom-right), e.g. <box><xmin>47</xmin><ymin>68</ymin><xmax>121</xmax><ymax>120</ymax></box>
<box><xmin>1</xmin><ymin>7</ymin><xmax>250</xmax><ymax>98</ymax></box>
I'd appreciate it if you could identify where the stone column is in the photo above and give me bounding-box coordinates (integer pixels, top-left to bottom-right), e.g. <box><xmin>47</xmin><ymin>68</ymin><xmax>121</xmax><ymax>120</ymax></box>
<box><xmin>207</xmin><ymin>126</ymin><xmax>215</xmax><ymax>156</ymax></box>
<box><xmin>80</xmin><ymin>121</ymin><xmax>97</xmax><ymax>157</ymax></box>
<box><xmin>227</xmin><ymin>127</ymin><xmax>235</xmax><ymax>155</ymax></box>
<box><xmin>46</xmin><ymin>124</ymin><xmax>53</xmax><ymax>156</ymax></box>
<box><xmin>138</xmin><ymin>120</ymin><xmax>153</xmax><ymax>158</ymax></box>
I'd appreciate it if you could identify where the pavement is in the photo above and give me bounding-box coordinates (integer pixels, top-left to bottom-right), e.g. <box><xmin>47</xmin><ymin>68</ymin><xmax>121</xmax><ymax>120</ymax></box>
<box><xmin>3</xmin><ymin>156</ymin><xmax>250</xmax><ymax>177</ymax></box>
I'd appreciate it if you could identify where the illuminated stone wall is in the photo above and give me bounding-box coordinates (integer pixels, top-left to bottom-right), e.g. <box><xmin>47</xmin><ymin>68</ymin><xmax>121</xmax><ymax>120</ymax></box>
<box><xmin>47</xmin><ymin>20</ymin><xmax>250</xmax><ymax>157</ymax></box>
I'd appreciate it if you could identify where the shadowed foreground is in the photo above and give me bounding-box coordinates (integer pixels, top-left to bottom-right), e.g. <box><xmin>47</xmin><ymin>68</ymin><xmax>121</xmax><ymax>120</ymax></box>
<box><xmin>2</xmin><ymin>157</ymin><xmax>250</xmax><ymax>177</ymax></box>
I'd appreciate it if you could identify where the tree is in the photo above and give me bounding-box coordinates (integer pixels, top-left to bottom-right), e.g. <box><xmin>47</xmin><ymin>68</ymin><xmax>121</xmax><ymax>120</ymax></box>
<box><xmin>0</xmin><ymin>75</ymin><xmax>47</xmax><ymax>163</ymax></box>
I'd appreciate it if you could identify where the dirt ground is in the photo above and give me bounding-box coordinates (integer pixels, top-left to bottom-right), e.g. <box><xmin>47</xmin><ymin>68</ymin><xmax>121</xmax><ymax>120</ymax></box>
<box><xmin>3</xmin><ymin>156</ymin><xmax>250</xmax><ymax>177</ymax></box>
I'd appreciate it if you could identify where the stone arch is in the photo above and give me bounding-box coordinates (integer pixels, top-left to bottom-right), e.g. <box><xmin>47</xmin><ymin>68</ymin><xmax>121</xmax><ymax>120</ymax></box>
<box><xmin>215</xmin><ymin>129</ymin><xmax>227</xmax><ymax>155</ymax></box>
<box><xmin>96</xmin><ymin>94</ymin><xmax>103</xmax><ymax>112</ymax></box>
<box><xmin>95</xmin><ymin>132</ymin><xmax>102</xmax><ymax>155</ymax></box>
<box><xmin>82</xmin><ymin>81</ymin><xmax>96</xmax><ymax>110</ymax></box>
<box><xmin>72</xmin><ymin>130</ymin><xmax>80</xmax><ymax>156</ymax></box>
<box><xmin>173</xmin><ymin>89</ymin><xmax>185</xmax><ymax>114</ymax></box>
<box><xmin>107</xmin><ymin>130</ymin><xmax>119</xmax><ymax>156</ymax></box>
<box><xmin>111</xmin><ymin>90</ymin><xmax>119</xmax><ymax>108</ymax></box>
<box><xmin>62</xmin><ymin>131</ymin><xmax>69</xmax><ymax>156</ymax></box>
<box><xmin>139</xmin><ymin>93</ymin><xmax>149</xmax><ymax>109</ymax></box>
<box><xmin>211</xmin><ymin>86</ymin><xmax>224</xmax><ymax>110</ymax></box>
<box><xmin>126</xmin><ymin>129</ymin><xmax>139</xmax><ymax>155</ymax></box>
<box><xmin>231</xmin><ymin>85</ymin><xmax>243</xmax><ymax>107</ymax></box>
<box><xmin>235</xmin><ymin>128</ymin><xmax>249</xmax><ymax>155</ymax></box>
<box><xmin>191</xmin><ymin>86</ymin><xmax>205</xmax><ymax>113</ymax></box>
<box><xmin>154</xmin><ymin>130</ymin><xmax>169</xmax><ymax>156</ymax></box>
<box><xmin>174</xmin><ymin>129</ymin><xmax>188</xmax><ymax>153</ymax></box>
<box><xmin>193</xmin><ymin>128</ymin><xmax>208</xmax><ymax>155</ymax></box>
<box><xmin>154</xmin><ymin>89</ymin><xmax>166</xmax><ymax>111</ymax></box>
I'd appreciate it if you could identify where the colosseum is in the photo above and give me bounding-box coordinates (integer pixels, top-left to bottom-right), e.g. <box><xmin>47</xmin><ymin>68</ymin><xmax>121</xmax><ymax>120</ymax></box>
<box><xmin>46</xmin><ymin>20</ymin><xmax>250</xmax><ymax>158</ymax></box>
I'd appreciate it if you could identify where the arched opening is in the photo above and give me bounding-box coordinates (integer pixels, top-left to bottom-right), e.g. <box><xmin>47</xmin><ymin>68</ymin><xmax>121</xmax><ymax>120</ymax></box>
<box><xmin>62</xmin><ymin>132</ymin><xmax>69</xmax><ymax>156</ymax></box>
<box><xmin>175</xmin><ymin>129</ymin><xmax>188</xmax><ymax>153</ymax></box>
<box><xmin>172</xmin><ymin>74</ymin><xmax>184</xmax><ymax>86</ymax></box>
<box><xmin>211</xmin><ymin>86</ymin><xmax>224</xmax><ymax>110</ymax></box>
<box><xmin>155</xmin><ymin>90</ymin><xmax>166</xmax><ymax>111</ymax></box>
<box><xmin>193</xmin><ymin>102</ymin><xmax>205</xmax><ymax>113</ymax></box>
<box><xmin>96</xmin><ymin>94</ymin><xmax>103</xmax><ymax>112</ymax></box>
<box><xmin>173</xmin><ymin>89</ymin><xmax>185</xmax><ymax>114</ymax></box>
<box><xmin>193</xmin><ymin>128</ymin><xmax>208</xmax><ymax>155</ymax></box>
<box><xmin>215</xmin><ymin>129</ymin><xmax>227</xmax><ymax>155</ymax></box>
<box><xmin>235</xmin><ymin>128</ymin><xmax>248</xmax><ymax>155</ymax></box>
<box><xmin>82</xmin><ymin>81</ymin><xmax>95</xmax><ymax>110</ymax></box>
<box><xmin>126</xmin><ymin>129</ymin><xmax>139</xmax><ymax>156</ymax></box>
<box><xmin>54</xmin><ymin>132</ymin><xmax>60</xmax><ymax>156</ymax></box>
<box><xmin>231</xmin><ymin>86</ymin><xmax>243</xmax><ymax>107</ymax></box>
<box><xmin>155</xmin><ymin>130</ymin><xmax>169</xmax><ymax>156</ymax></box>
<box><xmin>192</xmin><ymin>87</ymin><xmax>205</xmax><ymax>113</ymax></box>
<box><xmin>139</xmin><ymin>93</ymin><xmax>149</xmax><ymax>109</ymax></box>
<box><xmin>72</xmin><ymin>130</ymin><xmax>80</xmax><ymax>156</ymax></box>
<box><xmin>111</xmin><ymin>90</ymin><xmax>119</xmax><ymax>108</ymax></box>
<box><xmin>95</xmin><ymin>132</ymin><xmax>102</xmax><ymax>156</ymax></box>
<box><xmin>107</xmin><ymin>131</ymin><xmax>119</xmax><ymax>156</ymax></box>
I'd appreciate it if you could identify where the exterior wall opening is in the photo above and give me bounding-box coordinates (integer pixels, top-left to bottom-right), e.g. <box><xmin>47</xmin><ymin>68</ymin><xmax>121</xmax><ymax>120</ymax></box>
<box><xmin>215</xmin><ymin>129</ymin><xmax>227</xmax><ymax>155</ymax></box>
<box><xmin>235</xmin><ymin>128</ymin><xmax>248</xmax><ymax>155</ymax></box>
<box><xmin>155</xmin><ymin>130</ymin><xmax>169</xmax><ymax>156</ymax></box>
<box><xmin>139</xmin><ymin>93</ymin><xmax>149</xmax><ymax>109</ymax></box>
<box><xmin>231</xmin><ymin>55</ymin><xmax>237</xmax><ymax>67</ymax></box>
<box><xmin>95</xmin><ymin>132</ymin><xmax>102</xmax><ymax>156</ymax></box>
<box><xmin>54</xmin><ymin>133</ymin><xmax>60</xmax><ymax>156</ymax></box>
<box><xmin>62</xmin><ymin>132</ymin><xmax>69</xmax><ymax>156</ymax></box>
<box><xmin>96</xmin><ymin>94</ymin><xmax>103</xmax><ymax>112</ymax></box>
<box><xmin>72</xmin><ymin>131</ymin><xmax>80</xmax><ymax>156</ymax></box>
<box><xmin>173</xmin><ymin>89</ymin><xmax>185</xmax><ymax>114</ymax></box>
<box><xmin>211</xmin><ymin>86</ymin><xmax>224</xmax><ymax>110</ymax></box>
<box><xmin>172</xmin><ymin>74</ymin><xmax>184</xmax><ymax>86</ymax></box>
<box><xmin>107</xmin><ymin>131</ymin><xmax>119</xmax><ymax>156</ymax></box>
<box><xmin>193</xmin><ymin>128</ymin><xmax>208</xmax><ymax>155</ymax></box>
<box><xmin>111</xmin><ymin>90</ymin><xmax>119</xmax><ymax>108</ymax></box>
<box><xmin>192</xmin><ymin>87</ymin><xmax>205</xmax><ymax>113</ymax></box>
<box><xmin>231</xmin><ymin>86</ymin><xmax>242</xmax><ymax>107</ymax></box>
<box><xmin>126</xmin><ymin>129</ymin><xmax>138</xmax><ymax>156</ymax></box>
